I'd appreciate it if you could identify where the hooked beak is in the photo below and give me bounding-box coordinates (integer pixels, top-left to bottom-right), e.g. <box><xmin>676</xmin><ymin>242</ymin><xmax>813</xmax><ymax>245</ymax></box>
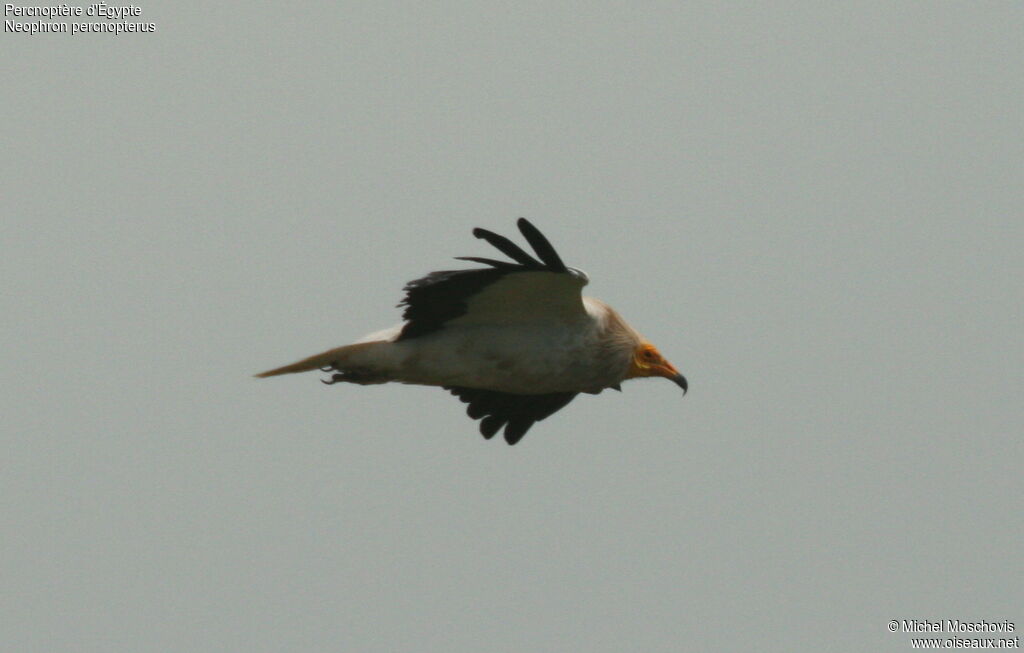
<box><xmin>672</xmin><ymin>373</ymin><xmax>688</xmax><ymax>395</ymax></box>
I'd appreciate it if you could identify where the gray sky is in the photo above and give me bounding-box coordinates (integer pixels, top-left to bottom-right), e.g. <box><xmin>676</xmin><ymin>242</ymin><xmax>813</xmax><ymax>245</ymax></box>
<box><xmin>3</xmin><ymin>2</ymin><xmax>1021</xmax><ymax>651</ymax></box>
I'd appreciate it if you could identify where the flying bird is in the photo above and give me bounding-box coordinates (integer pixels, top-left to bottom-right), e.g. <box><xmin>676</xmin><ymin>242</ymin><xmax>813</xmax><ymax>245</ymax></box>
<box><xmin>257</xmin><ymin>219</ymin><xmax>687</xmax><ymax>444</ymax></box>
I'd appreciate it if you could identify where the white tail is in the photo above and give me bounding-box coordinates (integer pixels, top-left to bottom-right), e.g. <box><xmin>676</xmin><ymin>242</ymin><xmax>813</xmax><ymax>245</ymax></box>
<box><xmin>255</xmin><ymin>342</ymin><xmax>382</xmax><ymax>378</ymax></box>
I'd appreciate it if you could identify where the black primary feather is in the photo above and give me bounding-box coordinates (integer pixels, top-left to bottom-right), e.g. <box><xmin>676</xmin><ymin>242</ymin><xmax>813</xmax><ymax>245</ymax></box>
<box><xmin>396</xmin><ymin>220</ymin><xmax>572</xmax><ymax>341</ymax></box>
<box><xmin>516</xmin><ymin>218</ymin><xmax>568</xmax><ymax>272</ymax></box>
<box><xmin>452</xmin><ymin>256</ymin><xmax>520</xmax><ymax>269</ymax></box>
<box><xmin>471</xmin><ymin>227</ymin><xmax>542</xmax><ymax>268</ymax></box>
<box><xmin>444</xmin><ymin>387</ymin><xmax>579</xmax><ymax>445</ymax></box>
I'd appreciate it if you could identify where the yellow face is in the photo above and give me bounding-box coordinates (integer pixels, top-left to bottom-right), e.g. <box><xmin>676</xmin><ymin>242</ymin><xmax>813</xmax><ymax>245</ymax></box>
<box><xmin>626</xmin><ymin>344</ymin><xmax>688</xmax><ymax>393</ymax></box>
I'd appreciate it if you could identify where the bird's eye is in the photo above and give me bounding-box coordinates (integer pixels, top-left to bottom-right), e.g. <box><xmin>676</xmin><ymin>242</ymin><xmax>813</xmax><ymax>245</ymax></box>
<box><xmin>642</xmin><ymin>349</ymin><xmax>656</xmax><ymax>360</ymax></box>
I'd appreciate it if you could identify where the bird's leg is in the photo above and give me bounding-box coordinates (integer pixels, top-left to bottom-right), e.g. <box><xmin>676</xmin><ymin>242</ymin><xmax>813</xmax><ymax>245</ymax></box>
<box><xmin>321</xmin><ymin>367</ymin><xmax>388</xmax><ymax>385</ymax></box>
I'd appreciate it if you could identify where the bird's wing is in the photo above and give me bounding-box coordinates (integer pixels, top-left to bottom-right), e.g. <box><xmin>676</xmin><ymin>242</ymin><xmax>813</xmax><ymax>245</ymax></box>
<box><xmin>444</xmin><ymin>386</ymin><xmax>579</xmax><ymax>445</ymax></box>
<box><xmin>397</xmin><ymin>218</ymin><xmax>589</xmax><ymax>340</ymax></box>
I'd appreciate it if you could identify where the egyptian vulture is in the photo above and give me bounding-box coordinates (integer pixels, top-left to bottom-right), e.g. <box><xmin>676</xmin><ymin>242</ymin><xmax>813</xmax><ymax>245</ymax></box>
<box><xmin>257</xmin><ymin>219</ymin><xmax>687</xmax><ymax>444</ymax></box>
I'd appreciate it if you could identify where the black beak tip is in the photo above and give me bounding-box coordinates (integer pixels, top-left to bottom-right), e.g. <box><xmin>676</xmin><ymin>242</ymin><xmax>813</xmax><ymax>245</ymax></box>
<box><xmin>673</xmin><ymin>374</ymin><xmax>688</xmax><ymax>395</ymax></box>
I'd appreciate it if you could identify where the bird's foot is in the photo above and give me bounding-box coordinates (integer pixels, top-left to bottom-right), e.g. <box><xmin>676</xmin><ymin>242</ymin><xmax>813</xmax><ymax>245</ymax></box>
<box><xmin>321</xmin><ymin>367</ymin><xmax>386</xmax><ymax>386</ymax></box>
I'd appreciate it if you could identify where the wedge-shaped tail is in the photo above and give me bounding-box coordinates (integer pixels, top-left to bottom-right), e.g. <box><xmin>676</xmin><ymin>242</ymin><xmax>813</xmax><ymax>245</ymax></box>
<box><xmin>255</xmin><ymin>341</ymin><xmax>389</xmax><ymax>381</ymax></box>
<box><xmin>255</xmin><ymin>347</ymin><xmax>350</xmax><ymax>378</ymax></box>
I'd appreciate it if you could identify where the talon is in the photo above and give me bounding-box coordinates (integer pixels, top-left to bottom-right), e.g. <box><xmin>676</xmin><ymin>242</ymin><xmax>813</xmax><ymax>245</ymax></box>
<box><xmin>322</xmin><ymin>373</ymin><xmax>347</xmax><ymax>385</ymax></box>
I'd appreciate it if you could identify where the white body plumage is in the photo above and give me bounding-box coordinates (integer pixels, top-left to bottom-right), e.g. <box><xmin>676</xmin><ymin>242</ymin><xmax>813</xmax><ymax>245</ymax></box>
<box><xmin>348</xmin><ymin>297</ymin><xmax>640</xmax><ymax>394</ymax></box>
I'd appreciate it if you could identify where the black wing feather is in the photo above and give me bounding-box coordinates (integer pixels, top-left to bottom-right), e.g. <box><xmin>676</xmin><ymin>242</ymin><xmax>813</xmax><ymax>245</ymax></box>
<box><xmin>452</xmin><ymin>256</ymin><xmax>521</xmax><ymax>270</ymax></box>
<box><xmin>398</xmin><ymin>268</ymin><xmax>506</xmax><ymax>340</ymax></box>
<box><xmin>471</xmin><ymin>227</ymin><xmax>542</xmax><ymax>268</ymax></box>
<box><xmin>445</xmin><ymin>387</ymin><xmax>578</xmax><ymax>445</ymax></box>
<box><xmin>517</xmin><ymin>218</ymin><xmax>568</xmax><ymax>272</ymax></box>
<box><xmin>397</xmin><ymin>219</ymin><xmax>573</xmax><ymax>341</ymax></box>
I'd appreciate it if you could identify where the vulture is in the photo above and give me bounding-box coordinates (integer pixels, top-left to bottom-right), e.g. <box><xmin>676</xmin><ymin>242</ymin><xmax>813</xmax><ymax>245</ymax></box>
<box><xmin>257</xmin><ymin>219</ymin><xmax>687</xmax><ymax>444</ymax></box>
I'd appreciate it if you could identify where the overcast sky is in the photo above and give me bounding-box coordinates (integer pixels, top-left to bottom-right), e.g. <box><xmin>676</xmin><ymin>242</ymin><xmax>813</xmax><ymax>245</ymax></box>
<box><xmin>3</xmin><ymin>2</ymin><xmax>1022</xmax><ymax>652</ymax></box>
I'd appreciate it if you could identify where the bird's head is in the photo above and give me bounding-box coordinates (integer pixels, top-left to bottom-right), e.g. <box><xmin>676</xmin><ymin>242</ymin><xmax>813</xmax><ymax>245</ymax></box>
<box><xmin>626</xmin><ymin>343</ymin><xmax>688</xmax><ymax>394</ymax></box>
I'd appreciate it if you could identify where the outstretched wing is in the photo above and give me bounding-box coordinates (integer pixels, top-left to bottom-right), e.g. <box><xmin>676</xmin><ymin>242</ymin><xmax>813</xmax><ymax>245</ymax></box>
<box><xmin>397</xmin><ymin>218</ymin><xmax>588</xmax><ymax>340</ymax></box>
<box><xmin>445</xmin><ymin>386</ymin><xmax>579</xmax><ymax>445</ymax></box>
